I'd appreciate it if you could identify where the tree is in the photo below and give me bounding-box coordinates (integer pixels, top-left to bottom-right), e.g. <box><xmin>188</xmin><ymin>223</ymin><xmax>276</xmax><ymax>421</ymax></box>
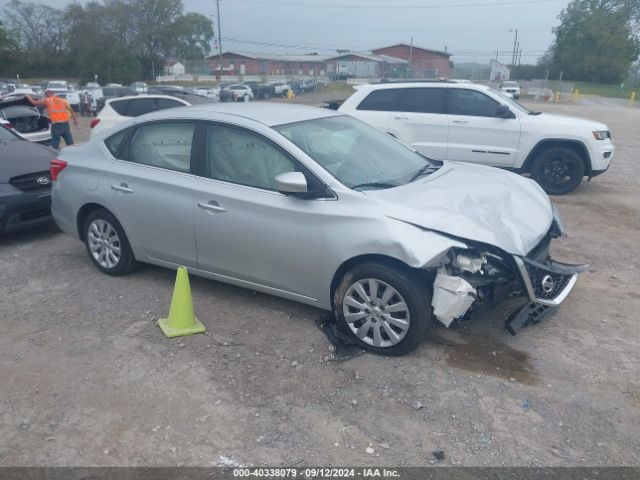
<box><xmin>165</xmin><ymin>12</ymin><xmax>214</xmax><ymax>60</ymax></box>
<box><xmin>551</xmin><ymin>0</ymin><xmax>639</xmax><ymax>83</ymax></box>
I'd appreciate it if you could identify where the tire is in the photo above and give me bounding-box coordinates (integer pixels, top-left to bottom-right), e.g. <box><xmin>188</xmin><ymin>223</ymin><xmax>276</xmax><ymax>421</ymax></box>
<box><xmin>333</xmin><ymin>262</ymin><xmax>432</xmax><ymax>356</ymax></box>
<box><xmin>530</xmin><ymin>147</ymin><xmax>585</xmax><ymax>195</ymax></box>
<box><xmin>83</xmin><ymin>209</ymin><xmax>137</xmax><ymax>276</ymax></box>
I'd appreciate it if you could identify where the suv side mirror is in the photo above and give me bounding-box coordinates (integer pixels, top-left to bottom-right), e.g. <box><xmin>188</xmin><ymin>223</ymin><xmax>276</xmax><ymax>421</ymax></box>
<box><xmin>275</xmin><ymin>172</ymin><xmax>308</xmax><ymax>195</ymax></box>
<box><xmin>496</xmin><ymin>105</ymin><xmax>515</xmax><ymax>119</ymax></box>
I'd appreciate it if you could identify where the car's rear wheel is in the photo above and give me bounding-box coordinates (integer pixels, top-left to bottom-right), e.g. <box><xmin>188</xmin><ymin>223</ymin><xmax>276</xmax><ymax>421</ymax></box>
<box><xmin>84</xmin><ymin>209</ymin><xmax>136</xmax><ymax>275</ymax></box>
<box><xmin>530</xmin><ymin>147</ymin><xmax>585</xmax><ymax>195</ymax></box>
<box><xmin>333</xmin><ymin>263</ymin><xmax>431</xmax><ymax>356</ymax></box>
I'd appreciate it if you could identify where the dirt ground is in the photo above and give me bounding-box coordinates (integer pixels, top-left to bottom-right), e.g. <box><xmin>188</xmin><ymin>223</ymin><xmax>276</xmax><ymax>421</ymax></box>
<box><xmin>0</xmin><ymin>95</ymin><xmax>638</xmax><ymax>467</ymax></box>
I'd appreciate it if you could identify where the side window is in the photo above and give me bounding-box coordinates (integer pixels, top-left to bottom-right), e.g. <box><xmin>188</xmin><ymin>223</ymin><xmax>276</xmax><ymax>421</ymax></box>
<box><xmin>104</xmin><ymin>128</ymin><xmax>128</xmax><ymax>157</ymax></box>
<box><xmin>449</xmin><ymin>89</ymin><xmax>500</xmax><ymax>117</ymax></box>
<box><xmin>125</xmin><ymin>98</ymin><xmax>156</xmax><ymax>117</ymax></box>
<box><xmin>206</xmin><ymin>124</ymin><xmax>295</xmax><ymax>190</ymax></box>
<box><xmin>396</xmin><ymin>88</ymin><xmax>445</xmax><ymax>114</ymax></box>
<box><xmin>155</xmin><ymin>98</ymin><xmax>184</xmax><ymax>110</ymax></box>
<box><xmin>127</xmin><ymin>122</ymin><xmax>195</xmax><ymax>173</ymax></box>
<box><xmin>109</xmin><ymin>99</ymin><xmax>130</xmax><ymax>116</ymax></box>
<box><xmin>356</xmin><ymin>89</ymin><xmax>402</xmax><ymax>111</ymax></box>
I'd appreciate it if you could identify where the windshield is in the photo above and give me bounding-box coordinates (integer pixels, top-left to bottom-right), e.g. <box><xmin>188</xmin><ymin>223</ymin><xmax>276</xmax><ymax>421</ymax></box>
<box><xmin>492</xmin><ymin>89</ymin><xmax>534</xmax><ymax>114</ymax></box>
<box><xmin>0</xmin><ymin>126</ymin><xmax>18</xmax><ymax>141</ymax></box>
<box><xmin>275</xmin><ymin>115</ymin><xmax>438</xmax><ymax>190</ymax></box>
<box><xmin>502</xmin><ymin>81</ymin><xmax>518</xmax><ymax>87</ymax></box>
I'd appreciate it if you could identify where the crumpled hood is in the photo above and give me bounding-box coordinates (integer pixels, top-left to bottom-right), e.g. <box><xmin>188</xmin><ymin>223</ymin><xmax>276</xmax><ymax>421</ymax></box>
<box><xmin>365</xmin><ymin>162</ymin><xmax>553</xmax><ymax>256</ymax></box>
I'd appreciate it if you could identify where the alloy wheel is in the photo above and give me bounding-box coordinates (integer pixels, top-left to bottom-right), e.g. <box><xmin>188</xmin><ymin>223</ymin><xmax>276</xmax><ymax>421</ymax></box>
<box><xmin>87</xmin><ymin>219</ymin><xmax>122</xmax><ymax>269</ymax></box>
<box><xmin>342</xmin><ymin>278</ymin><xmax>410</xmax><ymax>348</ymax></box>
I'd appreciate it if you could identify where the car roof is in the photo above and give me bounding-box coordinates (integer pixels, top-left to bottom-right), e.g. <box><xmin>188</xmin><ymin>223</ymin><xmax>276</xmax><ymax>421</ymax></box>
<box><xmin>360</xmin><ymin>81</ymin><xmax>491</xmax><ymax>92</ymax></box>
<box><xmin>138</xmin><ymin>102</ymin><xmax>341</xmax><ymax>127</ymax></box>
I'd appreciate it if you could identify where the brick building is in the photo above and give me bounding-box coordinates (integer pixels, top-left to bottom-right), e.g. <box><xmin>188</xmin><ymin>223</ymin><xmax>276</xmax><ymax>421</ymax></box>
<box><xmin>206</xmin><ymin>52</ymin><xmax>331</xmax><ymax>77</ymax></box>
<box><xmin>372</xmin><ymin>43</ymin><xmax>453</xmax><ymax>79</ymax></box>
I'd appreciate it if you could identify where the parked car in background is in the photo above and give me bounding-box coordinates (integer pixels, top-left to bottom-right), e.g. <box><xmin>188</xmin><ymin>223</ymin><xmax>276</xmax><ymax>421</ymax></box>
<box><xmin>193</xmin><ymin>86</ymin><xmax>220</xmax><ymax>101</ymax></box>
<box><xmin>242</xmin><ymin>81</ymin><xmax>275</xmax><ymax>100</ymax></box>
<box><xmin>270</xmin><ymin>82</ymin><xmax>292</xmax><ymax>97</ymax></box>
<box><xmin>95</xmin><ymin>87</ymin><xmax>137</xmax><ymax>112</ymax></box>
<box><xmin>226</xmin><ymin>84</ymin><xmax>254</xmax><ymax>102</ymax></box>
<box><xmin>105</xmin><ymin>83</ymin><xmax>123</xmax><ymax>88</ymax></box>
<box><xmin>52</xmin><ymin>103</ymin><xmax>585</xmax><ymax>355</ymax></box>
<box><xmin>0</xmin><ymin>94</ymin><xmax>51</xmax><ymax>145</ymax></box>
<box><xmin>89</xmin><ymin>93</ymin><xmax>214</xmax><ymax>137</ymax></box>
<box><xmin>338</xmin><ymin>81</ymin><xmax>614</xmax><ymax>194</ymax></box>
<box><xmin>147</xmin><ymin>85</ymin><xmax>184</xmax><ymax>95</ymax></box>
<box><xmin>85</xmin><ymin>82</ymin><xmax>100</xmax><ymax>90</ymax></box>
<box><xmin>0</xmin><ymin>124</ymin><xmax>57</xmax><ymax>234</ymax></box>
<box><xmin>130</xmin><ymin>82</ymin><xmax>147</xmax><ymax>94</ymax></box>
<box><xmin>46</xmin><ymin>81</ymin><xmax>70</xmax><ymax>93</ymax></box>
<box><xmin>500</xmin><ymin>81</ymin><xmax>521</xmax><ymax>99</ymax></box>
<box><xmin>56</xmin><ymin>91</ymin><xmax>81</xmax><ymax>112</ymax></box>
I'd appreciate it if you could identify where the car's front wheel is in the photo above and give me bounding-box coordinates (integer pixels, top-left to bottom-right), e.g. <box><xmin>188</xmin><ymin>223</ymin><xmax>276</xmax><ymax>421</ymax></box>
<box><xmin>84</xmin><ymin>209</ymin><xmax>136</xmax><ymax>275</ymax></box>
<box><xmin>333</xmin><ymin>262</ymin><xmax>432</xmax><ymax>356</ymax></box>
<box><xmin>530</xmin><ymin>147</ymin><xmax>585</xmax><ymax>195</ymax></box>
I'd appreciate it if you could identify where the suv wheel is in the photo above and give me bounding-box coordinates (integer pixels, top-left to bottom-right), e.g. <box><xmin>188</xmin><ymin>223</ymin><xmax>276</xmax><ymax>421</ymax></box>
<box><xmin>333</xmin><ymin>263</ymin><xmax>431</xmax><ymax>356</ymax></box>
<box><xmin>84</xmin><ymin>209</ymin><xmax>136</xmax><ymax>275</ymax></box>
<box><xmin>530</xmin><ymin>147</ymin><xmax>585</xmax><ymax>195</ymax></box>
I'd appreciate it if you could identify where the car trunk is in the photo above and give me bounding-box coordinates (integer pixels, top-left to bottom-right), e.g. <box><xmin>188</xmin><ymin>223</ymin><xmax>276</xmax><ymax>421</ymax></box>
<box><xmin>0</xmin><ymin>96</ymin><xmax>50</xmax><ymax>135</ymax></box>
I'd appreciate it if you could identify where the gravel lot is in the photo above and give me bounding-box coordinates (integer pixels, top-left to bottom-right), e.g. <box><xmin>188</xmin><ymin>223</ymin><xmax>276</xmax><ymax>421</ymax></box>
<box><xmin>0</xmin><ymin>96</ymin><xmax>638</xmax><ymax>467</ymax></box>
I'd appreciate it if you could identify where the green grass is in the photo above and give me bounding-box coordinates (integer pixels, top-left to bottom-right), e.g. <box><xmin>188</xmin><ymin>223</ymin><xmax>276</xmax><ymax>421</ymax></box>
<box><xmin>571</xmin><ymin>81</ymin><xmax>638</xmax><ymax>99</ymax></box>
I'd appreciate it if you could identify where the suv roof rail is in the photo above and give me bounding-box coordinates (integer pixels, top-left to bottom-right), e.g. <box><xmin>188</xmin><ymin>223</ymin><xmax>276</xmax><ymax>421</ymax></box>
<box><xmin>374</xmin><ymin>79</ymin><xmax>455</xmax><ymax>84</ymax></box>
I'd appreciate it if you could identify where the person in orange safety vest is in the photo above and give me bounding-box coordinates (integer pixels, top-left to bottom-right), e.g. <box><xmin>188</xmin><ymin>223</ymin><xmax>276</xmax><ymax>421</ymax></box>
<box><xmin>26</xmin><ymin>90</ymin><xmax>78</xmax><ymax>150</ymax></box>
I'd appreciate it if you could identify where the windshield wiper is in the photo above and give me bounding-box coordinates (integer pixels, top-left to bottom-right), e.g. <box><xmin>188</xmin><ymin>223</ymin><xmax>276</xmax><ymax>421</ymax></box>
<box><xmin>409</xmin><ymin>164</ymin><xmax>439</xmax><ymax>182</ymax></box>
<box><xmin>529</xmin><ymin>111</ymin><xmax>542</xmax><ymax>115</ymax></box>
<box><xmin>350</xmin><ymin>181</ymin><xmax>398</xmax><ymax>191</ymax></box>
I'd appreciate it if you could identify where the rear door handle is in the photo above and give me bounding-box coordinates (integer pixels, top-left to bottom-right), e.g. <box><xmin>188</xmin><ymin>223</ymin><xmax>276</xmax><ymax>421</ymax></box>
<box><xmin>111</xmin><ymin>183</ymin><xmax>134</xmax><ymax>194</ymax></box>
<box><xmin>452</xmin><ymin>119</ymin><xmax>469</xmax><ymax>124</ymax></box>
<box><xmin>198</xmin><ymin>201</ymin><xmax>226</xmax><ymax>213</ymax></box>
<box><xmin>393</xmin><ymin>116</ymin><xmax>409</xmax><ymax>120</ymax></box>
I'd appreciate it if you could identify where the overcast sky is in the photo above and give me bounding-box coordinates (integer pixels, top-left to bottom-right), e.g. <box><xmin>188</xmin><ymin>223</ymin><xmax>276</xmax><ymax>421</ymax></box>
<box><xmin>1</xmin><ymin>0</ymin><xmax>572</xmax><ymax>64</ymax></box>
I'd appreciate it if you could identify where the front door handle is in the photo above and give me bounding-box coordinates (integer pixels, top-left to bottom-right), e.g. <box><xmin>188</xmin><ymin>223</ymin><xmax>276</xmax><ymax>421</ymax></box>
<box><xmin>198</xmin><ymin>201</ymin><xmax>226</xmax><ymax>213</ymax></box>
<box><xmin>111</xmin><ymin>183</ymin><xmax>134</xmax><ymax>194</ymax></box>
<box><xmin>393</xmin><ymin>116</ymin><xmax>409</xmax><ymax>120</ymax></box>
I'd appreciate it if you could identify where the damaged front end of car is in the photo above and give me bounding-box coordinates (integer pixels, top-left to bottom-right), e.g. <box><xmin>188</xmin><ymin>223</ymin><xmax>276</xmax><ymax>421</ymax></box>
<box><xmin>429</xmin><ymin>213</ymin><xmax>588</xmax><ymax>334</ymax></box>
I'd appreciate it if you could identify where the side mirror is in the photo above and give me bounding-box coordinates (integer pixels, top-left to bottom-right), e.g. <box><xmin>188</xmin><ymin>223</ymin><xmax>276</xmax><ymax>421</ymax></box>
<box><xmin>496</xmin><ymin>105</ymin><xmax>514</xmax><ymax>119</ymax></box>
<box><xmin>275</xmin><ymin>172</ymin><xmax>308</xmax><ymax>195</ymax></box>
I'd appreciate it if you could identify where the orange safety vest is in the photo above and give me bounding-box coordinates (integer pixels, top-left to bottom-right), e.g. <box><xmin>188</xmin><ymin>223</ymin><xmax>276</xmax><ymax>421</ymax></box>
<box><xmin>44</xmin><ymin>96</ymin><xmax>71</xmax><ymax>123</ymax></box>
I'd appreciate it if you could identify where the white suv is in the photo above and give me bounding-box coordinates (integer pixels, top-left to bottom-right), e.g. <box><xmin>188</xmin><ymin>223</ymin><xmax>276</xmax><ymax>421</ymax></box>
<box><xmin>90</xmin><ymin>94</ymin><xmax>212</xmax><ymax>137</ymax></box>
<box><xmin>339</xmin><ymin>82</ymin><xmax>614</xmax><ymax>194</ymax></box>
<box><xmin>500</xmin><ymin>81</ymin><xmax>521</xmax><ymax>99</ymax></box>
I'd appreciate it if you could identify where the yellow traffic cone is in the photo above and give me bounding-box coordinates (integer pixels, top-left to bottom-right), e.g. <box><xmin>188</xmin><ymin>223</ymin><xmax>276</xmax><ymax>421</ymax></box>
<box><xmin>157</xmin><ymin>266</ymin><xmax>206</xmax><ymax>338</ymax></box>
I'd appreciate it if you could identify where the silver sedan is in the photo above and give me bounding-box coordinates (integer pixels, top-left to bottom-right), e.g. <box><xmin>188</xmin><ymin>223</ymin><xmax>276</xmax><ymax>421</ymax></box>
<box><xmin>51</xmin><ymin>103</ymin><xmax>584</xmax><ymax>355</ymax></box>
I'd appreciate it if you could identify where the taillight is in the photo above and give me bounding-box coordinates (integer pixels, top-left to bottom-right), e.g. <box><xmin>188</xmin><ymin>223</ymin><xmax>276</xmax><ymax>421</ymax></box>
<box><xmin>5</xmin><ymin>122</ymin><xmax>14</xmax><ymax>129</ymax></box>
<box><xmin>50</xmin><ymin>159</ymin><xmax>68</xmax><ymax>181</ymax></box>
<box><xmin>90</xmin><ymin>118</ymin><xmax>100</xmax><ymax>129</ymax></box>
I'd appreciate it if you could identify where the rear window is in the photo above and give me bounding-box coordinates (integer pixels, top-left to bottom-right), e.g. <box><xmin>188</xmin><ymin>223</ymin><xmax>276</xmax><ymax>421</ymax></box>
<box><xmin>109</xmin><ymin>99</ymin><xmax>131</xmax><ymax>116</ymax></box>
<box><xmin>357</xmin><ymin>89</ymin><xmax>402</xmax><ymax>112</ymax></box>
<box><xmin>125</xmin><ymin>98</ymin><xmax>156</xmax><ymax>117</ymax></box>
<box><xmin>155</xmin><ymin>98</ymin><xmax>184</xmax><ymax>110</ymax></box>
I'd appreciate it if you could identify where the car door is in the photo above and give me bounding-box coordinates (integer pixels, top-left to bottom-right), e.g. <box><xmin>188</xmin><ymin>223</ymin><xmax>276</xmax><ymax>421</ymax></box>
<box><xmin>446</xmin><ymin>88</ymin><xmax>521</xmax><ymax>167</ymax></box>
<box><xmin>387</xmin><ymin>87</ymin><xmax>448</xmax><ymax>160</ymax></box>
<box><xmin>352</xmin><ymin>88</ymin><xmax>402</xmax><ymax>134</ymax></box>
<box><xmin>193</xmin><ymin>123</ymin><xmax>326</xmax><ymax>300</ymax></box>
<box><xmin>106</xmin><ymin>121</ymin><xmax>198</xmax><ymax>266</ymax></box>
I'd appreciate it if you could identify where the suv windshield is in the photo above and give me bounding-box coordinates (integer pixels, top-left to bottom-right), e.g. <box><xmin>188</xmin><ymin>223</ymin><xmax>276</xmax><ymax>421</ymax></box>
<box><xmin>0</xmin><ymin>126</ymin><xmax>18</xmax><ymax>141</ymax></box>
<box><xmin>275</xmin><ymin>115</ymin><xmax>438</xmax><ymax>190</ymax></box>
<box><xmin>492</xmin><ymin>89</ymin><xmax>534</xmax><ymax>114</ymax></box>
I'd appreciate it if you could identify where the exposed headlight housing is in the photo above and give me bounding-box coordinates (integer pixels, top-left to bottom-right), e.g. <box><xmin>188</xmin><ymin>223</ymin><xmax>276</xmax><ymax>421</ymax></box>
<box><xmin>592</xmin><ymin>130</ymin><xmax>611</xmax><ymax>140</ymax></box>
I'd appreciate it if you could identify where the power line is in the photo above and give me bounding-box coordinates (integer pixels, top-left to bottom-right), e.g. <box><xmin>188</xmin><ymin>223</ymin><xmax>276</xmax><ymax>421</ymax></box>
<box><xmin>230</xmin><ymin>0</ymin><xmax>564</xmax><ymax>9</ymax></box>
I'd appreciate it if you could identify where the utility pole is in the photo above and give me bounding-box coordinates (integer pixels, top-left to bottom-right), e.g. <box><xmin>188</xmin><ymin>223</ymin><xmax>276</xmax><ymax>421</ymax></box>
<box><xmin>216</xmin><ymin>0</ymin><xmax>223</xmax><ymax>81</ymax></box>
<box><xmin>509</xmin><ymin>29</ymin><xmax>518</xmax><ymax>69</ymax></box>
<box><xmin>407</xmin><ymin>36</ymin><xmax>413</xmax><ymax>79</ymax></box>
